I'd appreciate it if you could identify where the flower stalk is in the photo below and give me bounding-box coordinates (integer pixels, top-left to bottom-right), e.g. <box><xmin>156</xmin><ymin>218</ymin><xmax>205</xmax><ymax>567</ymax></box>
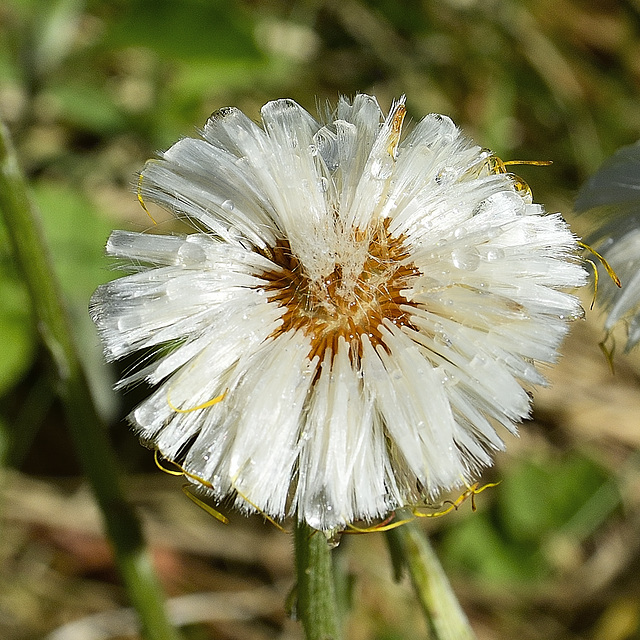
<box><xmin>386</xmin><ymin>521</ymin><xmax>476</xmax><ymax>640</ymax></box>
<box><xmin>294</xmin><ymin>520</ymin><xmax>342</xmax><ymax>640</ymax></box>
<box><xmin>0</xmin><ymin>119</ymin><xmax>180</xmax><ymax>640</ymax></box>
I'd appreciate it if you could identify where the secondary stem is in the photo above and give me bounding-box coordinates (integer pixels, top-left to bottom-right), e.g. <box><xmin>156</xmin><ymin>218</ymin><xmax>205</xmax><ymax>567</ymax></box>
<box><xmin>386</xmin><ymin>521</ymin><xmax>476</xmax><ymax>640</ymax></box>
<box><xmin>0</xmin><ymin>119</ymin><xmax>180</xmax><ymax>640</ymax></box>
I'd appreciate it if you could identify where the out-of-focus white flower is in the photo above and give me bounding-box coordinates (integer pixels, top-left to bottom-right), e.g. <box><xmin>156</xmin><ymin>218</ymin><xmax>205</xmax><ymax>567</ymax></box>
<box><xmin>90</xmin><ymin>95</ymin><xmax>586</xmax><ymax>531</ymax></box>
<box><xmin>575</xmin><ymin>142</ymin><xmax>640</xmax><ymax>351</ymax></box>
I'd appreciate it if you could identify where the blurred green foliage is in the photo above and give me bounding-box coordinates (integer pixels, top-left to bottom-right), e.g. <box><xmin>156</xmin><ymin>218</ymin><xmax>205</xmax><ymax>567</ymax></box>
<box><xmin>441</xmin><ymin>453</ymin><xmax>617</xmax><ymax>582</ymax></box>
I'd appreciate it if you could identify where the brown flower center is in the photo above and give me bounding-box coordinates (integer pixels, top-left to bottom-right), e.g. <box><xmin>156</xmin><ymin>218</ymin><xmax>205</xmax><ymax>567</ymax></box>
<box><xmin>260</xmin><ymin>220</ymin><xmax>420</xmax><ymax>362</ymax></box>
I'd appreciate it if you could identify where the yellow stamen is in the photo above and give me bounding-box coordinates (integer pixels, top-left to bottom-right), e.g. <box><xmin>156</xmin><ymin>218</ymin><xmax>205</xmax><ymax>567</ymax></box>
<box><xmin>486</xmin><ymin>156</ymin><xmax>552</xmax><ymax>199</ymax></box>
<box><xmin>584</xmin><ymin>258</ymin><xmax>599</xmax><ymax>310</ymax></box>
<box><xmin>153</xmin><ymin>449</ymin><xmax>229</xmax><ymax>523</ymax></box>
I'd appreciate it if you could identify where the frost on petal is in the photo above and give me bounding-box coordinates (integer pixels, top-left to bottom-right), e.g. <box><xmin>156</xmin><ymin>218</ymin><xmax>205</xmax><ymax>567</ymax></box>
<box><xmin>91</xmin><ymin>94</ymin><xmax>587</xmax><ymax>531</ymax></box>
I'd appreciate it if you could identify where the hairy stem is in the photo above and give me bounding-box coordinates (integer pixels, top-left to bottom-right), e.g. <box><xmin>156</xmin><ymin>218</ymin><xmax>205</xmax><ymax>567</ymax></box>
<box><xmin>294</xmin><ymin>520</ymin><xmax>342</xmax><ymax>640</ymax></box>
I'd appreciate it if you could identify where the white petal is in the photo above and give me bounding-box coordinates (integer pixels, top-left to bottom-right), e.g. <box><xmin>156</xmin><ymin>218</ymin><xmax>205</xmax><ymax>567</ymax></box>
<box><xmin>297</xmin><ymin>338</ymin><xmax>394</xmax><ymax>529</ymax></box>
<box><xmin>363</xmin><ymin>323</ymin><xmax>464</xmax><ymax>498</ymax></box>
<box><xmin>223</xmin><ymin>330</ymin><xmax>317</xmax><ymax>517</ymax></box>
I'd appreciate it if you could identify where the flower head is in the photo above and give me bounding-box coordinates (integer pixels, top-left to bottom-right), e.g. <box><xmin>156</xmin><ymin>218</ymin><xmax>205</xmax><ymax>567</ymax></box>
<box><xmin>575</xmin><ymin>141</ymin><xmax>640</xmax><ymax>352</ymax></box>
<box><xmin>91</xmin><ymin>95</ymin><xmax>586</xmax><ymax>531</ymax></box>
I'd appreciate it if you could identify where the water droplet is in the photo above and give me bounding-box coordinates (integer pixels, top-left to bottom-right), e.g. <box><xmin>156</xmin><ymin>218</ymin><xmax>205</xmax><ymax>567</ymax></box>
<box><xmin>435</xmin><ymin>166</ymin><xmax>457</xmax><ymax>186</ymax></box>
<box><xmin>178</xmin><ymin>242</ymin><xmax>206</xmax><ymax>264</ymax></box>
<box><xmin>435</xmin><ymin>330</ymin><xmax>452</xmax><ymax>348</ymax></box>
<box><xmin>569</xmin><ymin>308</ymin><xmax>585</xmax><ymax>321</ymax></box>
<box><xmin>433</xmin><ymin>323</ymin><xmax>452</xmax><ymax>347</ymax></box>
<box><xmin>308</xmin><ymin>143</ymin><xmax>319</xmax><ymax>156</ymax></box>
<box><xmin>317</xmin><ymin>176</ymin><xmax>329</xmax><ymax>192</ymax></box>
<box><xmin>472</xmin><ymin>199</ymin><xmax>489</xmax><ymax>216</ymax></box>
<box><xmin>451</xmin><ymin>247</ymin><xmax>480</xmax><ymax>271</ymax></box>
<box><xmin>221</xmin><ymin>199</ymin><xmax>235</xmax><ymax>211</ymax></box>
<box><xmin>325</xmin><ymin>530</ymin><xmax>343</xmax><ymax>549</ymax></box>
<box><xmin>485</xmin><ymin>247</ymin><xmax>505</xmax><ymax>262</ymax></box>
<box><xmin>305</xmin><ymin>489</ymin><xmax>336</xmax><ymax>531</ymax></box>
<box><xmin>370</xmin><ymin>158</ymin><xmax>392</xmax><ymax>179</ymax></box>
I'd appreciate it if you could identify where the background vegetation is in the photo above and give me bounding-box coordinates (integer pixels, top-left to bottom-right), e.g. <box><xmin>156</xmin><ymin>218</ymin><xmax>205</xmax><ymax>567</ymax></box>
<box><xmin>1</xmin><ymin>0</ymin><xmax>640</xmax><ymax>638</ymax></box>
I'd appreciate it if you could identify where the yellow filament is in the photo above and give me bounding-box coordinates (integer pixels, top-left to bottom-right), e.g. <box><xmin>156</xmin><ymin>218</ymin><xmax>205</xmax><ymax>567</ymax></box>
<box><xmin>347</xmin><ymin>515</ymin><xmax>414</xmax><ymax>533</ymax></box>
<box><xmin>502</xmin><ymin>159</ymin><xmax>553</xmax><ymax>168</ymax></box>
<box><xmin>181</xmin><ymin>484</ymin><xmax>229</xmax><ymax>525</ymax></box>
<box><xmin>585</xmin><ymin>259</ymin><xmax>599</xmax><ymax>310</ymax></box>
<box><xmin>487</xmin><ymin>156</ymin><xmax>553</xmax><ymax>174</ymax></box>
<box><xmin>486</xmin><ymin>156</ymin><xmax>552</xmax><ymax>199</ymax></box>
<box><xmin>599</xmin><ymin>332</ymin><xmax>616</xmax><ymax>374</ymax></box>
<box><xmin>167</xmin><ymin>391</ymin><xmax>227</xmax><ymax>413</ymax></box>
<box><xmin>413</xmin><ymin>481</ymin><xmax>500</xmax><ymax>519</ymax></box>
<box><xmin>154</xmin><ymin>448</ymin><xmax>184</xmax><ymax>476</ymax></box>
<box><xmin>137</xmin><ymin>171</ymin><xmax>157</xmax><ymax>225</ymax></box>
<box><xmin>232</xmin><ymin>484</ymin><xmax>288</xmax><ymax>533</ymax></box>
<box><xmin>154</xmin><ymin>449</ymin><xmax>212</xmax><ymax>487</ymax></box>
<box><xmin>153</xmin><ymin>449</ymin><xmax>229</xmax><ymax>523</ymax></box>
<box><xmin>578</xmin><ymin>241</ymin><xmax>622</xmax><ymax>288</ymax></box>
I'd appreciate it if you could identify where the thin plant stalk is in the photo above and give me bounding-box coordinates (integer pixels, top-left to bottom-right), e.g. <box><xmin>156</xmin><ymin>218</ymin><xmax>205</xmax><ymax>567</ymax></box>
<box><xmin>294</xmin><ymin>520</ymin><xmax>342</xmax><ymax>640</ymax></box>
<box><xmin>0</xmin><ymin>119</ymin><xmax>181</xmax><ymax>640</ymax></box>
<box><xmin>386</xmin><ymin>521</ymin><xmax>476</xmax><ymax>640</ymax></box>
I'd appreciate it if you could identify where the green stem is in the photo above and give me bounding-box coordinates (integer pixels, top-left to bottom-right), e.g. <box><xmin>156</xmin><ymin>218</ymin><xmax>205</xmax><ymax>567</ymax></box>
<box><xmin>386</xmin><ymin>521</ymin><xmax>476</xmax><ymax>640</ymax></box>
<box><xmin>294</xmin><ymin>521</ymin><xmax>342</xmax><ymax>640</ymax></box>
<box><xmin>0</xmin><ymin>119</ymin><xmax>180</xmax><ymax>640</ymax></box>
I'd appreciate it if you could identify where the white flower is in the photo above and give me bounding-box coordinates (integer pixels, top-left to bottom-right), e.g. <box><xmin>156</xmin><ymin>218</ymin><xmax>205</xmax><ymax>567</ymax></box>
<box><xmin>90</xmin><ymin>95</ymin><xmax>586</xmax><ymax>531</ymax></box>
<box><xmin>575</xmin><ymin>141</ymin><xmax>640</xmax><ymax>351</ymax></box>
